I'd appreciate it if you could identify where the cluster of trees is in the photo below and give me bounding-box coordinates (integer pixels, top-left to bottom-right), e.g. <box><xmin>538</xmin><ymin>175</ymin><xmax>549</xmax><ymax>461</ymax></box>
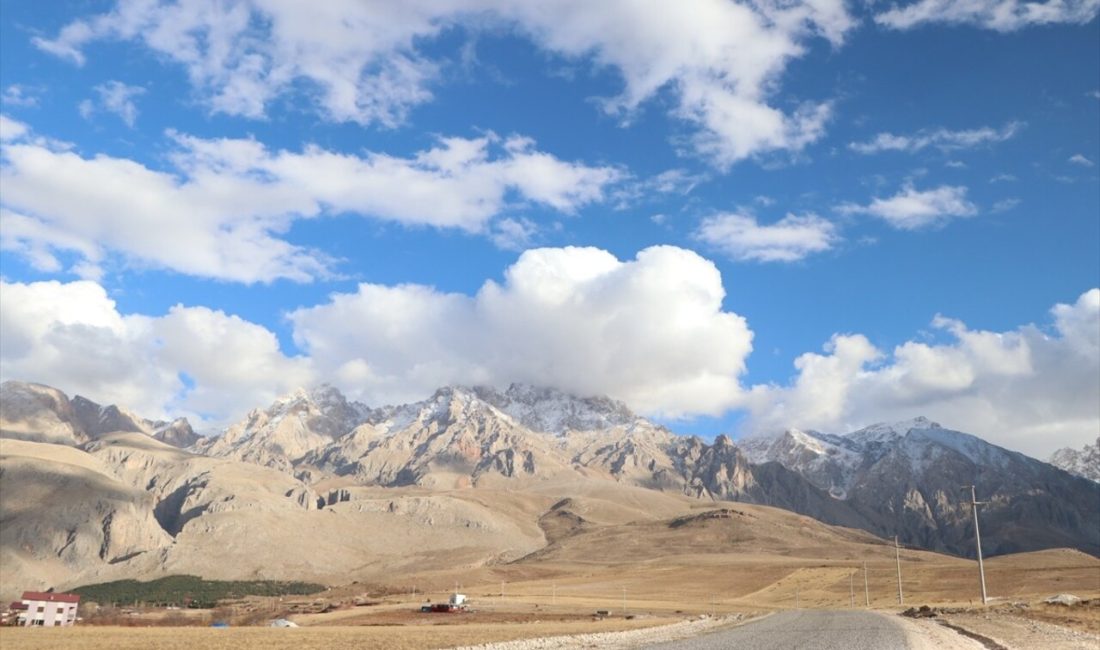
<box><xmin>72</xmin><ymin>575</ymin><xmax>324</xmax><ymax>609</ymax></box>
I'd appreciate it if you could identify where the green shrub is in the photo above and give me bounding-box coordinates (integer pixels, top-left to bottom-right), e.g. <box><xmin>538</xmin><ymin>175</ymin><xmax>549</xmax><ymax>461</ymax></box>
<box><xmin>72</xmin><ymin>575</ymin><xmax>325</xmax><ymax>608</ymax></box>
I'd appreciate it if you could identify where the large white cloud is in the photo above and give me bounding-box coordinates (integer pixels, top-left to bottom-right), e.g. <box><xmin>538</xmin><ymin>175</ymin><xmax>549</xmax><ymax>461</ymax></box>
<box><xmin>33</xmin><ymin>0</ymin><xmax>852</xmax><ymax>166</ymax></box>
<box><xmin>875</xmin><ymin>0</ymin><xmax>1099</xmax><ymax>30</ymax></box>
<box><xmin>290</xmin><ymin>245</ymin><xmax>754</xmax><ymax>416</ymax></box>
<box><xmin>0</xmin><ymin>280</ymin><xmax>314</xmax><ymax>422</ymax></box>
<box><xmin>0</xmin><ymin>247</ymin><xmax>754</xmax><ymax>424</ymax></box>
<box><xmin>2</xmin><ymin>266</ymin><xmax>1096</xmax><ymax>457</ymax></box>
<box><xmin>743</xmin><ymin>289</ymin><xmax>1100</xmax><ymax>457</ymax></box>
<box><xmin>0</xmin><ymin>122</ymin><xmax>619</xmax><ymax>283</ymax></box>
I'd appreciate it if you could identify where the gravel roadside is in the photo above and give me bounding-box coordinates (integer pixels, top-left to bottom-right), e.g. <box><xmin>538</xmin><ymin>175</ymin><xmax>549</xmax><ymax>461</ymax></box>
<box><xmin>446</xmin><ymin>614</ymin><xmax>750</xmax><ymax>650</ymax></box>
<box><xmin>894</xmin><ymin>616</ymin><xmax>986</xmax><ymax>650</ymax></box>
<box><xmin>936</xmin><ymin>612</ymin><xmax>1100</xmax><ymax>650</ymax></box>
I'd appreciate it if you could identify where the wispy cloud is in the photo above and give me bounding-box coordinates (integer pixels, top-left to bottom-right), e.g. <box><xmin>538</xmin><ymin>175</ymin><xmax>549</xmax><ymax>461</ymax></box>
<box><xmin>850</xmin><ymin>122</ymin><xmax>1022</xmax><ymax>154</ymax></box>
<box><xmin>80</xmin><ymin>81</ymin><xmax>146</xmax><ymax>127</ymax></box>
<box><xmin>1</xmin><ymin>85</ymin><xmax>39</xmax><ymax>107</ymax></box>
<box><xmin>1069</xmin><ymin>154</ymin><xmax>1095</xmax><ymax>167</ymax></box>
<box><xmin>489</xmin><ymin>217</ymin><xmax>539</xmax><ymax>251</ymax></box>
<box><xmin>876</xmin><ymin>0</ymin><xmax>1100</xmax><ymax>31</ymax></box>
<box><xmin>695</xmin><ymin>212</ymin><xmax>840</xmax><ymax>262</ymax></box>
<box><xmin>1</xmin><ymin>122</ymin><xmax>622</xmax><ymax>283</ymax></box>
<box><xmin>31</xmin><ymin>0</ymin><xmax>855</xmax><ymax>167</ymax></box>
<box><xmin>837</xmin><ymin>184</ymin><xmax>978</xmax><ymax>230</ymax></box>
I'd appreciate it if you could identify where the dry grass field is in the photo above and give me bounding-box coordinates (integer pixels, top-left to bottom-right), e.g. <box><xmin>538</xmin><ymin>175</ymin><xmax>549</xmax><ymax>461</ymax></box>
<box><xmin>0</xmin><ymin>617</ymin><xmax>674</xmax><ymax>650</ymax></box>
<box><xmin>2</xmin><ymin>498</ymin><xmax>1096</xmax><ymax>649</ymax></box>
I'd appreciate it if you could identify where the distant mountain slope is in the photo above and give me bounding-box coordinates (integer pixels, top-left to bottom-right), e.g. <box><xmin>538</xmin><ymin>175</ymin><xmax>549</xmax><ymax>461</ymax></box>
<box><xmin>0</xmin><ymin>438</ymin><xmax>171</xmax><ymax>593</ymax></box>
<box><xmin>1050</xmin><ymin>436</ymin><xmax>1100</xmax><ymax>482</ymax></box>
<box><xmin>740</xmin><ymin>418</ymin><xmax>1100</xmax><ymax>557</ymax></box>
<box><xmin>0</xmin><ymin>381</ymin><xmax>87</xmax><ymax>445</ymax></box>
<box><xmin>0</xmin><ymin>381</ymin><xmax>198</xmax><ymax>448</ymax></box>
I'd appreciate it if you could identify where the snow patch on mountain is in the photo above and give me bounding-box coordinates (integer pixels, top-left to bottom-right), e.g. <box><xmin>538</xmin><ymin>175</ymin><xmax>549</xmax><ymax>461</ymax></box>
<box><xmin>1050</xmin><ymin>437</ymin><xmax>1100</xmax><ymax>482</ymax></box>
<box><xmin>739</xmin><ymin>428</ymin><xmax>863</xmax><ymax>498</ymax></box>
<box><xmin>471</xmin><ymin>383</ymin><xmax>642</xmax><ymax>435</ymax></box>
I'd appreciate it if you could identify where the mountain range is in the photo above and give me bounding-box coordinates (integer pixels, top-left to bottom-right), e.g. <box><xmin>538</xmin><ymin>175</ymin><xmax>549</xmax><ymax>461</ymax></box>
<box><xmin>0</xmin><ymin>379</ymin><xmax>1096</xmax><ymax>597</ymax></box>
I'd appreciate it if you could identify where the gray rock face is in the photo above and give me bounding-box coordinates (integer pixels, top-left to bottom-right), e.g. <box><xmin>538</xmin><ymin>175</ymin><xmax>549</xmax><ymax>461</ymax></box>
<box><xmin>740</xmin><ymin>419</ymin><xmax>1100</xmax><ymax>557</ymax></box>
<box><xmin>191</xmin><ymin>384</ymin><xmax>370</xmax><ymax>471</ymax></box>
<box><xmin>150</xmin><ymin>418</ymin><xmax>201</xmax><ymax>448</ymax></box>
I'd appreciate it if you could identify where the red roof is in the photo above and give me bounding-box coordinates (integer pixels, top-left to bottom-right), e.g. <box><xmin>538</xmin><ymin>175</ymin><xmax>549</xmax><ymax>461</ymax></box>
<box><xmin>8</xmin><ymin>602</ymin><xmax>28</xmax><ymax>610</ymax></box>
<box><xmin>21</xmin><ymin>592</ymin><xmax>80</xmax><ymax>604</ymax></box>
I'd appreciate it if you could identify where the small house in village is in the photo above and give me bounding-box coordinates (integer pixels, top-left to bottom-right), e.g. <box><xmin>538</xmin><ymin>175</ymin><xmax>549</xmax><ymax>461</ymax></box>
<box><xmin>15</xmin><ymin>592</ymin><xmax>80</xmax><ymax>627</ymax></box>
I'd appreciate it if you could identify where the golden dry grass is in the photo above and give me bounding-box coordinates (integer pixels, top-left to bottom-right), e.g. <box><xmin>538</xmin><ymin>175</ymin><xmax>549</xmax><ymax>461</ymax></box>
<box><xmin>0</xmin><ymin>618</ymin><xmax>672</xmax><ymax>650</ymax></box>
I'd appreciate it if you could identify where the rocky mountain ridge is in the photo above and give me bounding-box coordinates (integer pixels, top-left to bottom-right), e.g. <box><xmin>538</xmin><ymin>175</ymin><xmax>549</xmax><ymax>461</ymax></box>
<box><xmin>0</xmin><ymin>381</ymin><xmax>199</xmax><ymax>448</ymax></box>
<box><xmin>740</xmin><ymin>418</ymin><xmax>1099</xmax><ymax>556</ymax></box>
<box><xmin>185</xmin><ymin>383</ymin><xmax>1100</xmax><ymax>559</ymax></box>
<box><xmin>2</xmin><ymin>380</ymin><xmax>1097</xmax><ymax>572</ymax></box>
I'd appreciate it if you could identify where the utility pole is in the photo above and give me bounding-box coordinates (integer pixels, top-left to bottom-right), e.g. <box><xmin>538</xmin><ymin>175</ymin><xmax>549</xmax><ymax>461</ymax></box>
<box><xmin>622</xmin><ymin>587</ymin><xmax>627</xmax><ymax>617</ymax></box>
<box><xmin>552</xmin><ymin>584</ymin><xmax>556</xmax><ymax>607</ymax></box>
<box><xmin>849</xmin><ymin>572</ymin><xmax>855</xmax><ymax>608</ymax></box>
<box><xmin>862</xmin><ymin>562</ymin><xmax>870</xmax><ymax>607</ymax></box>
<box><xmin>894</xmin><ymin>536</ymin><xmax>904</xmax><ymax>606</ymax></box>
<box><xmin>795</xmin><ymin>584</ymin><xmax>800</xmax><ymax>609</ymax></box>
<box><xmin>962</xmin><ymin>485</ymin><xmax>989</xmax><ymax>605</ymax></box>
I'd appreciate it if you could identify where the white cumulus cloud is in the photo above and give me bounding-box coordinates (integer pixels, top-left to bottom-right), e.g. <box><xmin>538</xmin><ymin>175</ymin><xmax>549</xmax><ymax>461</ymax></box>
<box><xmin>0</xmin><ymin>122</ymin><xmax>619</xmax><ymax>283</ymax></box>
<box><xmin>694</xmin><ymin>212</ymin><xmax>840</xmax><ymax>262</ymax></box>
<box><xmin>875</xmin><ymin>0</ymin><xmax>1100</xmax><ymax>30</ymax></box>
<box><xmin>837</xmin><ymin>184</ymin><xmax>978</xmax><ymax>230</ymax></box>
<box><xmin>742</xmin><ymin>289</ymin><xmax>1100</xmax><ymax>457</ymax></box>
<box><xmin>32</xmin><ymin>0</ymin><xmax>853</xmax><ymax>166</ymax></box>
<box><xmin>0</xmin><ymin>279</ymin><xmax>314</xmax><ymax>422</ymax></box>
<box><xmin>0</xmin><ymin>247</ymin><xmax>754</xmax><ymax>424</ymax></box>
<box><xmin>3</xmin><ymin>267</ymin><xmax>1096</xmax><ymax>457</ymax></box>
<box><xmin>290</xmin><ymin>245</ymin><xmax>754</xmax><ymax>417</ymax></box>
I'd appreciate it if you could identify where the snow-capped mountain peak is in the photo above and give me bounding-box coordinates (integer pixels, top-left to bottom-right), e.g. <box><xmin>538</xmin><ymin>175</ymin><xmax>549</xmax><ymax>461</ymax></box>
<box><xmin>847</xmin><ymin>416</ymin><xmax>941</xmax><ymax>444</ymax></box>
<box><xmin>1049</xmin><ymin>437</ymin><xmax>1100</xmax><ymax>482</ymax></box>
<box><xmin>738</xmin><ymin>427</ymin><xmax>862</xmax><ymax>498</ymax></box>
<box><xmin>471</xmin><ymin>383</ymin><xmax>641</xmax><ymax>435</ymax></box>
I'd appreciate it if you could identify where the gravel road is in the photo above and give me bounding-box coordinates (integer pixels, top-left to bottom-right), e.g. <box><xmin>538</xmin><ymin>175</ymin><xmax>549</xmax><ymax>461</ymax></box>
<box><xmin>644</xmin><ymin>610</ymin><xmax>916</xmax><ymax>650</ymax></box>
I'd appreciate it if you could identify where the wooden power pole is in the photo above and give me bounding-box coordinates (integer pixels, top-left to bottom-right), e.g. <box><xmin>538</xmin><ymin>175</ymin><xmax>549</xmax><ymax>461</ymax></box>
<box><xmin>963</xmin><ymin>485</ymin><xmax>989</xmax><ymax>605</ymax></box>
<box><xmin>894</xmin><ymin>536</ymin><xmax>904</xmax><ymax>606</ymax></box>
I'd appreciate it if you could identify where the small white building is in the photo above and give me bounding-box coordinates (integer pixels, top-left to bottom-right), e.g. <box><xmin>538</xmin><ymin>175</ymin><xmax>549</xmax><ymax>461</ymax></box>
<box><xmin>449</xmin><ymin>593</ymin><xmax>467</xmax><ymax>606</ymax></box>
<box><xmin>17</xmin><ymin>591</ymin><xmax>80</xmax><ymax>627</ymax></box>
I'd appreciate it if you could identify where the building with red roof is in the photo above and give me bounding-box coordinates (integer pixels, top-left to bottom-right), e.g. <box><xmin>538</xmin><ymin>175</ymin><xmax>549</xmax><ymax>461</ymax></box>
<box><xmin>16</xmin><ymin>591</ymin><xmax>80</xmax><ymax>627</ymax></box>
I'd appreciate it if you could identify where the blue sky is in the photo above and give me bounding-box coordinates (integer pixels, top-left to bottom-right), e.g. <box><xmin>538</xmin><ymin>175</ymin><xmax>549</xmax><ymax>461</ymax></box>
<box><xmin>1</xmin><ymin>0</ymin><xmax>1097</xmax><ymax>456</ymax></box>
